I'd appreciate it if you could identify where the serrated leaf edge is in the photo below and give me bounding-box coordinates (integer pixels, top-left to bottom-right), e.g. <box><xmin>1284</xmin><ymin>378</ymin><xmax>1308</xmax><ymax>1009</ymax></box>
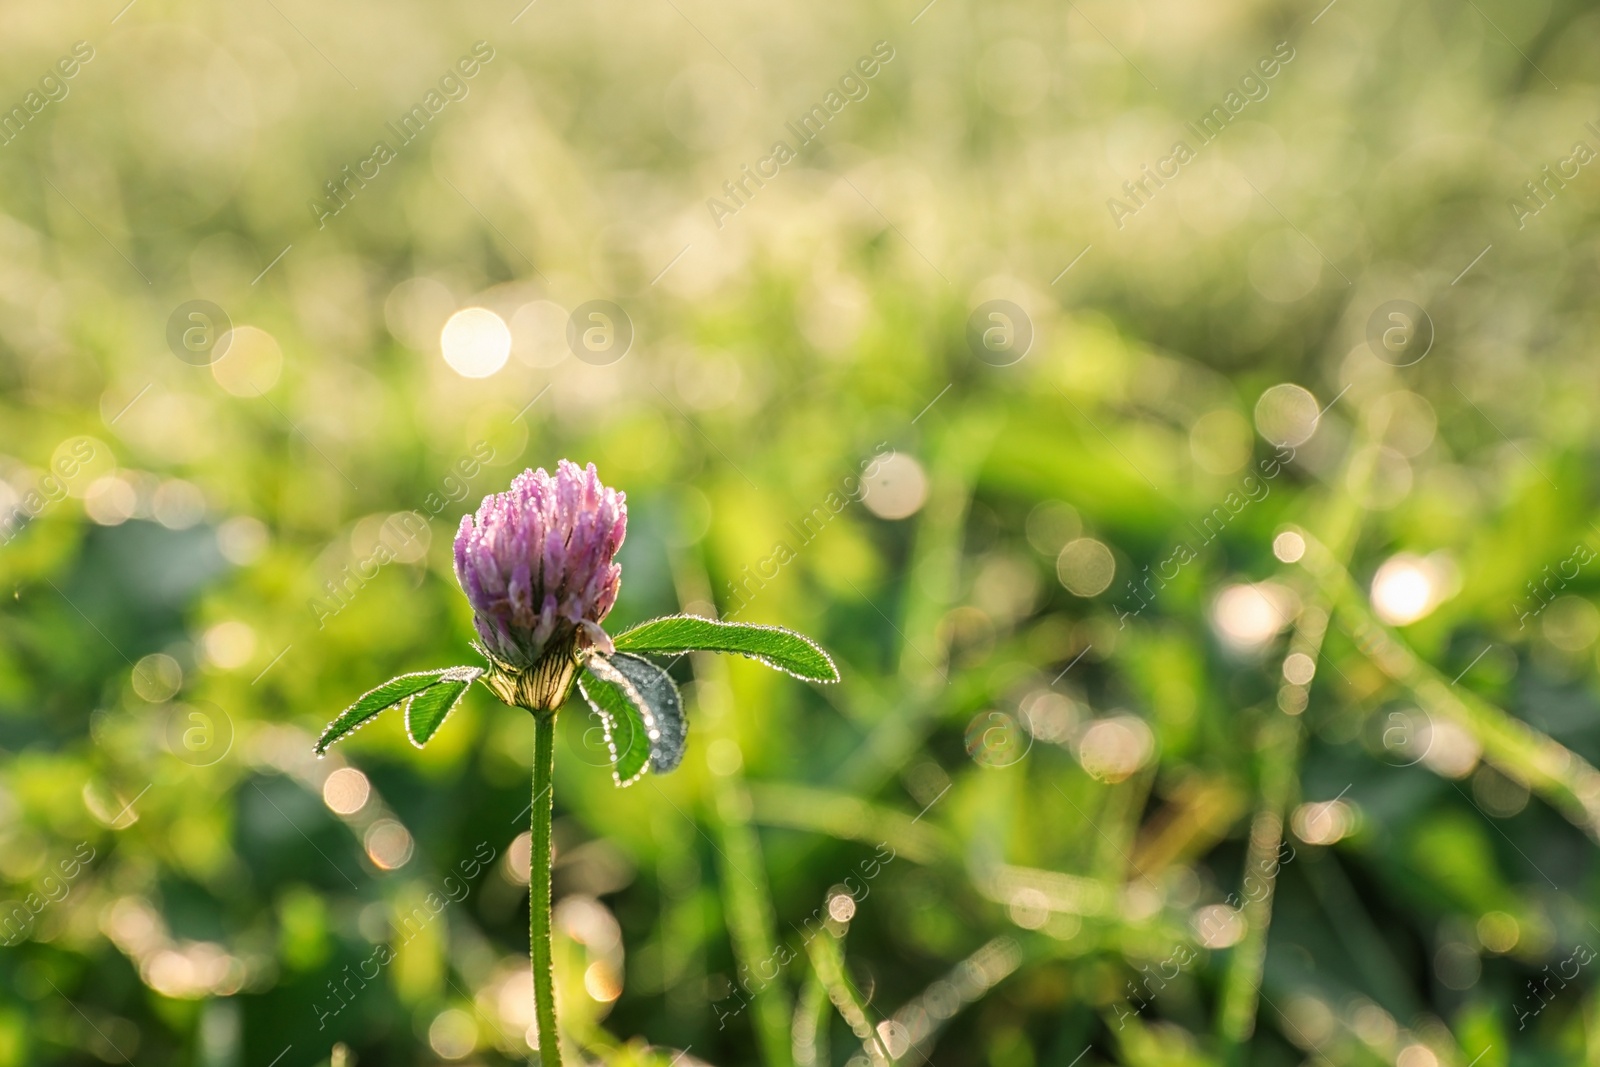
<box><xmin>612</xmin><ymin>614</ymin><xmax>840</xmax><ymax>682</ymax></box>
<box><xmin>581</xmin><ymin>655</ymin><xmax>660</xmax><ymax>788</ymax></box>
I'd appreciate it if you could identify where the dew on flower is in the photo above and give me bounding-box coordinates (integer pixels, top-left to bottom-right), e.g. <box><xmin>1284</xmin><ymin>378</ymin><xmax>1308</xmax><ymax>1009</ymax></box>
<box><xmin>303</xmin><ymin>461</ymin><xmax>834</xmax><ymax>1060</ymax></box>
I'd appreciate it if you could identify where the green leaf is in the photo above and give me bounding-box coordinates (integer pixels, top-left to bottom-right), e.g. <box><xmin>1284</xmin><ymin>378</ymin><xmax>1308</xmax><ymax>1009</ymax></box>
<box><xmin>612</xmin><ymin>615</ymin><xmax>839</xmax><ymax>682</ymax></box>
<box><xmin>576</xmin><ymin>664</ymin><xmax>649</xmax><ymax>786</ymax></box>
<box><xmin>405</xmin><ymin>677</ymin><xmax>473</xmax><ymax>748</ymax></box>
<box><xmin>315</xmin><ymin>667</ymin><xmax>483</xmax><ymax>755</ymax></box>
<box><xmin>579</xmin><ymin>653</ymin><xmax>687</xmax><ymax>786</ymax></box>
<box><xmin>604</xmin><ymin>653</ymin><xmax>687</xmax><ymax>772</ymax></box>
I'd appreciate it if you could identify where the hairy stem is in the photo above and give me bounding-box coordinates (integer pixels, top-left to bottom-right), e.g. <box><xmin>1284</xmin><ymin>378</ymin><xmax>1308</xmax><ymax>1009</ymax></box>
<box><xmin>531</xmin><ymin>712</ymin><xmax>561</xmax><ymax>1066</ymax></box>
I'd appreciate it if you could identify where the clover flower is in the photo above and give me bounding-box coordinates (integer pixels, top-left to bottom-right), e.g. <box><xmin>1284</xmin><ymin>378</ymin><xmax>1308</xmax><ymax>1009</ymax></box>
<box><xmin>453</xmin><ymin>460</ymin><xmax>626</xmax><ymax>710</ymax></box>
<box><xmin>317</xmin><ymin>461</ymin><xmax>838</xmax><ymax>1065</ymax></box>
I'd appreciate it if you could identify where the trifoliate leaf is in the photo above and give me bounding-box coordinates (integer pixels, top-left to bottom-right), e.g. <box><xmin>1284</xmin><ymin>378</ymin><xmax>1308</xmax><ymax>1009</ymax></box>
<box><xmin>580</xmin><ymin>652</ymin><xmax>686</xmax><ymax>785</ymax></box>
<box><xmin>612</xmin><ymin>615</ymin><xmax>839</xmax><ymax>682</ymax></box>
<box><xmin>315</xmin><ymin>667</ymin><xmax>483</xmax><ymax>755</ymax></box>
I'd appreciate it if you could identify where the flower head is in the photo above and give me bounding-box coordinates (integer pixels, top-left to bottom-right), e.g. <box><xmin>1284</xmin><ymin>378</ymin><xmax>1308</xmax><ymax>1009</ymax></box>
<box><xmin>453</xmin><ymin>461</ymin><xmax>627</xmax><ymax>709</ymax></box>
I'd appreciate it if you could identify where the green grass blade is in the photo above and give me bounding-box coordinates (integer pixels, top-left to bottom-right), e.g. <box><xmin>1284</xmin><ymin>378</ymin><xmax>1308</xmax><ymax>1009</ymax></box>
<box><xmin>1298</xmin><ymin>528</ymin><xmax>1600</xmax><ymax>841</ymax></box>
<box><xmin>805</xmin><ymin>930</ymin><xmax>894</xmax><ymax>1064</ymax></box>
<box><xmin>792</xmin><ymin>971</ymin><xmax>830</xmax><ymax>1067</ymax></box>
<box><xmin>667</xmin><ymin>557</ymin><xmax>795</xmax><ymax>1067</ymax></box>
<box><xmin>746</xmin><ymin>783</ymin><xmax>950</xmax><ymax>865</ymax></box>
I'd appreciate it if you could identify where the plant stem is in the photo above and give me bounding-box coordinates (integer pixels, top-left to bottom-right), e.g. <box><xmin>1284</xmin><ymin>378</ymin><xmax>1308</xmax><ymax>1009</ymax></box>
<box><xmin>531</xmin><ymin>711</ymin><xmax>561</xmax><ymax>1066</ymax></box>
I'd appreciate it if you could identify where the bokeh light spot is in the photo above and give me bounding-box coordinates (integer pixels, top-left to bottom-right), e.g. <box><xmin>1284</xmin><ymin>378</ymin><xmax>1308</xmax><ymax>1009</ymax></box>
<box><xmin>584</xmin><ymin>961</ymin><xmax>622</xmax><ymax>1003</ymax></box>
<box><xmin>1476</xmin><ymin>910</ymin><xmax>1519</xmax><ymax>954</ymax></box>
<box><xmin>441</xmin><ymin>307</ymin><xmax>512</xmax><ymax>378</ymax></box>
<box><xmin>1370</xmin><ymin>553</ymin><xmax>1452</xmax><ymax>626</ymax></box>
<box><xmin>1272</xmin><ymin>531</ymin><xmax>1305</xmax><ymax>563</ymax></box>
<box><xmin>1195</xmin><ymin>904</ymin><xmax>1245</xmax><ymax>948</ymax></box>
<box><xmin>428</xmin><ymin>1009</ymin><xmax>477</xmax><ymax>1059</ymax></box>
<box><xmin>132</xmin><ymin>653</ymin><xmax>183</xmax><ymax>702</ymax></box>
<box><xmin>1211</xmin><ymin>582</ymin><xmax>1294</xmax><ymax>653</ymax></box>
<box><xmin>322</xmin><ymin>767</ymin><xmax>370</xmax><ymax>815</ymax></box>
<box><xmin>202</xmin><ymin>621</ymin><xmax>256</xmax><ymax>670</ymax></box>
<box><xmin>1291</xmin><ymin>799</ymin><xmax>1356</xmax><ymax>845</ymax></box>
<box><xmin>1056</xmin><ymin>538</ymin><xmax>1115</xmax><ymax>597</ymax></box>
<box><xmin>862</xmin><ymin>453</ymin><xmax>928</xmax><ymax>520</ymax></box>
<box><xmin>1282</xmin><ymin>652</ymin><xmax>1316</xmax><ymax>685</ymax></box>
<box><xmin>84</xmin><ymin>476</ymin><xmax>137</xmax><ymax>525</ymax></box>
<box><xmin>1254</xmin><ymin>383</ymin><xmax>1320</xmax><ymax>447</ymax></box>
<box><xmin>363</xmin><ymin>819</ymin><xmax>413</xmax><ymax>870</ymax></box>
<box><xmin>1077</xmin><ymin>716</ymin><xmax>1153</xmax><ymax>782</ymax></box>
<box><xmin>211</xmin><ymin>325</ymin><xmax>283</xmax><ymax>397</ymax></box>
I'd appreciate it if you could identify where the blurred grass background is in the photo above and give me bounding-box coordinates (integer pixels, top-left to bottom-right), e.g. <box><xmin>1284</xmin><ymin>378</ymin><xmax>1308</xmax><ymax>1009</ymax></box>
<box><xmin>2</xmin><ymin>0</ymin><xmax>1600</xmax><ymax>1064</ymax></box>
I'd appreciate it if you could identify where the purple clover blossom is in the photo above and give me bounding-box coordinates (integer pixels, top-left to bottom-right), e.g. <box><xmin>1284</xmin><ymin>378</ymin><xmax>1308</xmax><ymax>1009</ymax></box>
<box><xmin>322</xmin><ymin>459</ymin><xmax>835</xmax><ymax>1063</ymax></box>
<box><xmin>453</xmin><ymin>460</ymin><xmax>627</xmax><ymax>709</ymax></box>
